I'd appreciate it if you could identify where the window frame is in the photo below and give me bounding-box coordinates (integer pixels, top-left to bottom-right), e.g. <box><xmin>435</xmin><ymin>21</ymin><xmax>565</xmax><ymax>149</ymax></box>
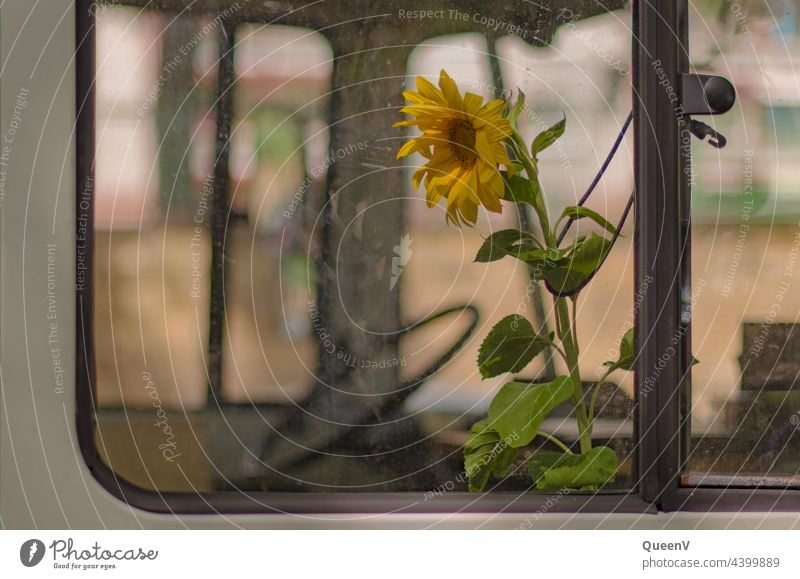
<box><xmin>633</xmin><ymin>0</ymin><xmax>800</xmax><ymax>513</ymax></box>
<box><xmin>75</xmin><ymin>0</ymin><xmax>800</xmax><ymax>515</ymax></box>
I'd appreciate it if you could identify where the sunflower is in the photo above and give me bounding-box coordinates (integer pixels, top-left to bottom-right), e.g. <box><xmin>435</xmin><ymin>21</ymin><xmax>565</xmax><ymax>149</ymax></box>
<box><xmin>394</xmin><ymin>70</ymin><xmax>515</xmax><ymax>226</ymax></box>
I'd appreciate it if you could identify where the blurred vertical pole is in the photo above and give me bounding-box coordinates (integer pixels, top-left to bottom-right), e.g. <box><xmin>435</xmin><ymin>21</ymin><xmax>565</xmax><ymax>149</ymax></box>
<box><xmin>207</xmin><ymin>18</ymin><xmax>236</xmax><ymax>404</ymax></box>
<box><xmin>255</xmin><ymin>20</ymin><xmax>414</xmax><ymax>469</ymax></box>
<box><xmin>314</xmin><ymin>24</ymin><xmax>410</xmax><ymax>416</ymax></box>
<box><xmin>156</xmin><ymin>14</ymin><xmax>200</xmax><ymax>215</ymax></box>
<box><xmin>486</xmin><ymin>31</ymin><xmax>557</xmax><ymax>381</ymax></box>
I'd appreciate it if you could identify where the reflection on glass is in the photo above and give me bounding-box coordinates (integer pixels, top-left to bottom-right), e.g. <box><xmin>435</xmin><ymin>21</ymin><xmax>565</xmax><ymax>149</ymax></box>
<box><xmin>688</xmin><ymin>1</ymin><xmax>800</xmax><ymax>485</ymax></box>
<box><xmin>92</xmin><ymin>2</ymin><xmax>634</xmax><ymax>494</ymax></box>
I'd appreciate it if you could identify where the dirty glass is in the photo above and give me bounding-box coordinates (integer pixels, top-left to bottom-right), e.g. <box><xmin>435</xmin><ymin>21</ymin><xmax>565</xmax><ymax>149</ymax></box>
<box><xmin>90</xmin><ymin>0</ymin><xmax>635</xmax><ymax>495</ymax></box>
<box><xmin>686</xmin><ymin>0</ymin><xmax>800</xmax><ymax>487</ymax></box>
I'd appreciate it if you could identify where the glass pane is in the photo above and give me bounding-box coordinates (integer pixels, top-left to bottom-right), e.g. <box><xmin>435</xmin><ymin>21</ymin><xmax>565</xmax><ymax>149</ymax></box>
<box><xmin>93</xmin><ymin>6</ymin><xmax>220</xmax><ymax>490</ymax></box>
<box><xmin>91</xmin><ymin>1</ymin><xmax>635</xmax><ymax>495</ymax></box>
<box><xmin>221</xmin><ymin>23</ymin><xmax>332</xmax><ymax>404</ymax></box>
<box><xmin>687</xmin><ymin>1</ymin><xmax>800</xmax><ymax>485</ymax></box>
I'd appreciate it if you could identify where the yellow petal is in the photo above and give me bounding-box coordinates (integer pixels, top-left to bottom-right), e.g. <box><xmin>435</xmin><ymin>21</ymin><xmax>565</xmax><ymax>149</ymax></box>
<box><xmin>412</xmin><ymin>166</ymin><xmax>427</xmax><ymax>190</ymax></box>
<box><xmin>448</xmin><ymin>170</ymin><xmax>468</xmax><ymax>203</ymax></box>
<box><xmin>427</xmin><ymin>162</ymin><xmax>461</xmax><ymax>191</ymax></box>
<box><xmin>483</xmin><ymin>119</ymin><xmax>513</xmax><ymax>141</ymax></box>
<box><xmin>462</xmin><ymin>92</ymin><xmax>484</xmax><ymax>117</ymax></box>
<box><xmin>475</xmin><ymin>131</ymin><xmax>495</xmax><ymax>163</ymax></box>
<box><xmin>476</xmin><ymin>164</ymin><xmax>504</xmax><ymax>212</ymax></box>
<box><xmin>429</xmin><ymin>142</ymin><xmax>455</xmax><ymax>161</ymax></box>
<box><xmin>450</xmin><ymin>167</ymin><xmax>480</xmax><ymax>205</ymax></box>
<box><xmin>445</xmin><ymin>202</ymin><xmax>460</xmax><ymax>226</ymax></box>
<box><xmin>438</xmin><ymin>69</ymin><xmax>463</xmax><ymax>110</ymax></box>
<box><xmin>460</xmin><ymin>196</ymin><xmax>479</xmax><ymax>225</ymax></box>
<box><xmin>467</xmin><ymin>166</ymin><xmax>480</xmax><ymax>199</ymax></box>
<box><xmin>492</xmin><ymin>142</ymin><xmax>512</xmax><ymax>162</ymax></box>
<box><xmin>416</xmin><ymin>75</ymin><xmax>444</xmax><ymax>103</ymax></box>
<box><xmin>479</xmin><ymin>98</ymin><xmax>506</xmax><ymax>119</ymax></box>
<box><xmin>400</xmin><ymin>104</ymin><xmax>455</xmax><ymax>118</ymax></box>
<box><xmin>402</xmin><ymin>90</ymin><xmax>428</xmax><ymax>105</ymax></box>
<box><xmin>427</xmin><ymin>185</ymin><xmax>444</xmax><ymax>207</ymax></box>
<box><xmin>478</xmin><ymin>160</ymin><xmax>497</xmax><ymax>184</ymax></box>
<box><xmin>396</xmin><ymin>139</ymin><xmax>421</xmax><ymax>159</ymax></box>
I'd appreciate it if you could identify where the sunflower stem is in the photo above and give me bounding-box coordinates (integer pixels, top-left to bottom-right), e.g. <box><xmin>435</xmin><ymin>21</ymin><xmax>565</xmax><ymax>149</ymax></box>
<box><xmin>556</xmin><ymin>297</ymin><xmax>591</xmax><ymax>455</ymax></box>
<box><xmin>510</xmin><ymin>132</ymin><xmax>555</xmax><ymax>248</ymax></box>
<box><xmin>510</xmin><ymin>128</ymin><xmax>591</xmax><ymax>456</ymax></box>
<box><xmin>535</xmin><ymin>431</ymin><xmax>573</xmax><ymax>455</ymax></box>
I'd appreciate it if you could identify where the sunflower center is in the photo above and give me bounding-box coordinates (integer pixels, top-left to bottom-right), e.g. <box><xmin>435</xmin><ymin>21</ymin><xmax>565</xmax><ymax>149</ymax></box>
<box><xmin>447</xmin><ymin>119</ymin><xmax>477</xmax><ymax>167</ymax></box>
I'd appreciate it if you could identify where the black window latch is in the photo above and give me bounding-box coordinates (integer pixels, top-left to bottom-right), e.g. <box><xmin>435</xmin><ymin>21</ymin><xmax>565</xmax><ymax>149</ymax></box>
<box><xmin>688</xmin><ymin>119</ymin><xmax>726</xmax><ymax>148</ymax></box>
<box><xmin>681</xmin><ymin>73</ymin><xmax>736</xmax><ymax>115</ymax></box>
<box><xmin>681</xmin><ymin>73</ymin><xmax>735</xmax><ymax>148</ymax></box>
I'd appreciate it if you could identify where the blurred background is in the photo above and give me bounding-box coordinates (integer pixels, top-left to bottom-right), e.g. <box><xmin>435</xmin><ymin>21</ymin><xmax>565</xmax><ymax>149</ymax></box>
<box><xmin>89</xmin><ymin>0</ymin><xmax>800</xmax><ymax>493</ymax></box>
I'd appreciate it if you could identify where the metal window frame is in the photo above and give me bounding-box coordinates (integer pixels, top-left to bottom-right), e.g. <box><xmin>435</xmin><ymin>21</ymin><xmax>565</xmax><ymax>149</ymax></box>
<box><xmin>75</xmin><ymin>0</ymin><xmax>800</xmax><ymax>515</ymax></box>
<box><xmin>633</xmin><ymin>0</ymin><xmax>800</xmax><ymax>512</ymax></box>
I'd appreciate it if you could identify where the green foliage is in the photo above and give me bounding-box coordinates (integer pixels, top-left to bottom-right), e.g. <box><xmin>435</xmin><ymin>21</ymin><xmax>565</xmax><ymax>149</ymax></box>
<box><xmin>603</xmin><ymin>329</ymin><xmax>699</xmax><ymax>373</ymax></box>
<box><xmin>474</xmin><ymin>228</ymin><xmax>566</xmax><ymax>270</ymax></box>
<box><xmin>461</xmin><ymin>99</ymin><xmax>700</xmax><ymax>492</ymax></box>
<box><xmin>464</xmin><ymin>420</ymin><xmax>518</xmax><ymax>492</ymax></box>
<box><xmin>527</xmin><ymin>446</ymin><xmax>618</xmax><ymax>491</ymax></box>
<box><xmin>542</xmin><ymin>233</ymin><xmax>612</xmax><ymax>295</ymax></box>
<box><xmin>558</xmin><ymin>205</ymin><xmax>618</xmax><ymax>236</ymax></box>
<box><xmin>477</xmin><ymin>315</ymin><xmax>554</xmax><ymax>378</ymax></box>
<box><xmin>391</xmin><ymin>81</ymin><xmax>699</xmax><ymax>493</ymax></box>
<box><xmin>487</xmin><ymin>378</ymin><xmax>573</xmax><ymax>447</ymax></box>
<box><xmin>507</xmin><ymin>89</ymin><xmax>526</xmax><ymax>129</ymax></box>
<box><xmin>464</xmin><ymin>106</ymin><xmax>625</xmax><ymax>492</ymax></box>
<box><xmin>517</xmin><ymin>247</ymin><xmax>566</xmax><ymax>269</ymax></box>
<box><xmin>475</xmin><ymin>229</ymin><xmax>541</xmax><ymax>263</ymax></box>
<box><xmin>502</xmin><ymin>172</ymin><xmax>542</xmax><ymax>207</ymax></box>
<box><xmin>604</xmin><ymin>328</ymin><xmax>635</xmax><ymax>372</ymax></box>
<box><xmin>531</xmin><ymin>116</ymin><xmax>566</xmax><ymax>155</ymax></box>
<box><xmin>476</xmin><ymin>228</ymin><xmax>614</xmax><ymax>296</ymax></box>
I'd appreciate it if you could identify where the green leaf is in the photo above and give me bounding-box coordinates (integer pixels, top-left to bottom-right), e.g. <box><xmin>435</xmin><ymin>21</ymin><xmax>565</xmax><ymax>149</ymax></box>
<box><xmin>501</xmin><ymin>172</ymin><xmax>541</xmax><ymax>206</ymax></box>
<box><xmin>564</xmin><ymin>233</ymin><xmax>612</xmax><ymax>275</ymax></box>
<box><xmin>531</xmin><ymin>116</ymin><xmax>566</xmax><ymax>155</ymax></box>
<box><xmin>558</xmin><ymin>205</ymin><xmax>618</xmax><ymax>236</ymax></box>
<box><xmin>509</xmin><ymin>161</ymin><xmax>525</xmax><ymax>174</ymax></box>
<box><xmin>515</xmin><ymin>247</ymin><xmax>566</xmax><ymax>269</ymax></box>
<box><xmin>502</xmin><ymin>172</ymin><xmax>549</xmax><ymax>231</ymax></box>
<box><xmin>528</xmin><ymin>177</ymin><xmax>548</xmax><ymax>219</ymax></box>
<box><xmin>527</xmin><ymin>446</ymin><xmax>618</xmax><ymax>491</ymax></box>
<box><xmin>542</xmin><ymin>232</ymin><xmax>612</xmax><ymax>295</ymax></box>
<box><xmin>464</xmin><ymin>420</ymin><xmax>518</xmax><ymax>492</ymax></box>
<box><xmin>487</xmin><ymin>377</ymin><xmax>573</xmax><ymax>447</ymax></box>
<box><xmin>604</xmin><ymin>328</ymin><xmax>634</xmax><ymax>371</ymax></box>
<box><xmin>477</xmin><ymin>315</ymin><xmax>554</xmax><ymax>379</ymax></box>
<box><xmin>473</xmin><ymin>228</ymin><xmax>563</xmax><ymax>270</ymax></box>
<box><xmin>508</xmin><ymin>90</ymin><xmax>526</xmax><ymax>128</ymax></box>
<box><xmin>603</xmin><ymin>329</ymin><xmax>699</xmax><ymax>372</ymax></box>
<box><xmin>474</xmin><ymin>229</ymin><xmax>541</xmax><ymax>263</ymax></box>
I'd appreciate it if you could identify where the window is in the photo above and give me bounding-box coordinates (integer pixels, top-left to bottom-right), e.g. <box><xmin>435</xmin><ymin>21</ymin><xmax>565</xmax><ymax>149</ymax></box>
<box><xmin>77</xmin><ymin>0</ymin><xmax>799</xmax><ymax>514</ymax></box>
<box><xmin>686</xmin><ymin>2</ymin><xmax>800</xmax><ymax>489</ymax></box>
